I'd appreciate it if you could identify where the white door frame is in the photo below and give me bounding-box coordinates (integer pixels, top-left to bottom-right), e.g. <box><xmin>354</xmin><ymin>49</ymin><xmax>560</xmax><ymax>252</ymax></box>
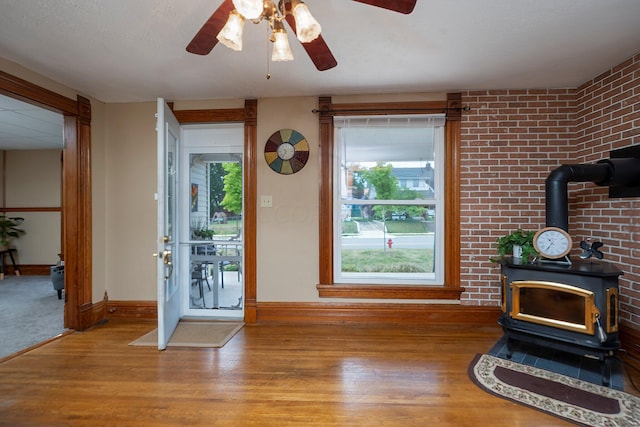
<box><xmin>179</xmin><ymin>123</ymin><xmax>245</xmax><ymax>319</ymax></box>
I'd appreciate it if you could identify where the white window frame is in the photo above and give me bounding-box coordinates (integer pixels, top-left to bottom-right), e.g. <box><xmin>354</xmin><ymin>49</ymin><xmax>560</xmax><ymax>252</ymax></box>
<box><xmin>332</xmin><ymin>115</ymin><xmax>446</xmax><ymax>285</ymax></box>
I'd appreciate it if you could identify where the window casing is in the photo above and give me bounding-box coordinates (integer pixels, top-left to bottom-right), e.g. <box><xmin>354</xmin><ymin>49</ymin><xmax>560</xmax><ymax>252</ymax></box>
<box><xmin>316</xmin><ymin>96</ymin><xmax>463</xmax><ymax>300</ymax></box>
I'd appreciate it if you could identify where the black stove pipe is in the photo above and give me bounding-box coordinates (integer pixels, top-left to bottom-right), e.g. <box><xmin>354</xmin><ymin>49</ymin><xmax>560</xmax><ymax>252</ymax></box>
<box><xmin>545</xmin><ymin>158</ymin><xmax>640</xmax><ymax>231</ymax></box>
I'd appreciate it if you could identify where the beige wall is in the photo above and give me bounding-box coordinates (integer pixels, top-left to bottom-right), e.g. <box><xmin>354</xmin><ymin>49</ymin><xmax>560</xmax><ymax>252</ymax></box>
<box><xmin>3</xmin><ymin>150</ymin><xmax>61</xmax><ymax>265</ymax></box>
<box><xmin>256</xmin><ymin>97</ymin><xmax>320</xmax><ymax>301</ymax></box>
<box><xmin>1</xmin><ymin>54</ymin><xmax>448</xmax><ymax>305</ymax></box>
<box><xmin>4</xmin><ymin>54</ymin><xmax>640</xmax><ymax>328</ymax></box>
<box><xmin>103</xmin><ymin>102</ymin><xmax>157</xmax><ymax>300</ymax></box>
<box><xmin>5</xmin><ymin>150</ymin><xmax>61</xmax><ymax>207</ymax></box>
<box><xmin>0</xmin><ymin>57</ymin><xmax>77</xmax><ymax>100</ymax></box>
<box><xmin>101</xmin><ymin>97</ymin><xmax>320</xmax><ymax>301</ymax></box>
<box><xmin>0</xmin><ymin>56</ymin><xmax>107</xmax><ymax>301</ymax></box>
<box><xmin>101</xmin><ymin>94</ymin><xmax>447</xmax><ymax>304</ymax></box>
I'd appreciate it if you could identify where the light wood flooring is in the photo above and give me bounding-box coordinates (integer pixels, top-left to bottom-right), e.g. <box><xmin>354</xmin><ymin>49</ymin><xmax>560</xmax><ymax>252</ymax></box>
<box><xmin>1</xmin><ymin>319</ymin><xmax>639</xmax><ymax>426</ymax></box>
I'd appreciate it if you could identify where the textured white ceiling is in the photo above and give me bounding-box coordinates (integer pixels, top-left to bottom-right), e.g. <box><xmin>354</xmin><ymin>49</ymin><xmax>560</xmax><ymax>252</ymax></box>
<box><xmin>0</xmin><ymin>96</ymin><xmax>63</xmax><ymax>150</ymax></box>
<box><xmin>1</xmin><ymin>1</ymin><xmax>640</xmax><ymax>150</ymax></box>
<box><xmin>0</xmin><ymin>0</ymin><xmax>639</xmax><ymax>104</ymax></box>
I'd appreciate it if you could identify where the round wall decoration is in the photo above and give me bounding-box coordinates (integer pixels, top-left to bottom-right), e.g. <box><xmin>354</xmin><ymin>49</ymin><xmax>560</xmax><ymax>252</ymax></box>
<box><xmin>264</xmin><ymin>129</ymin><xmax>310</xmax><ymax>175</ymax></box>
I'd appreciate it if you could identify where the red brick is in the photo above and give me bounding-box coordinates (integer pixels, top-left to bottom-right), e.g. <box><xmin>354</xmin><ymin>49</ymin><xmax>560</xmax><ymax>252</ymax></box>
<box><xmin>458</xmin><ymin>59</ymin><xmax>640</xmax><ymax>329</ymax></box>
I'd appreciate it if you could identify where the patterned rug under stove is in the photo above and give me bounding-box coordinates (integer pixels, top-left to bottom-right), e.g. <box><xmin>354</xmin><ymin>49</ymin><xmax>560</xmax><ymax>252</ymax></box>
<box><xmin>489</xmin><ymin>336</ymin><xmax>624</xmax><ymax>390</ymax></box>
<box><xmin>469</xmin><ymin>353</ymin><xmax>640</xmax><ymax>426</ymax></box>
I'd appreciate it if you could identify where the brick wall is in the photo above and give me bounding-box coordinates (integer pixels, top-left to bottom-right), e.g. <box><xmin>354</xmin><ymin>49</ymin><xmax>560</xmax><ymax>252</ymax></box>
<box><xmin>458</xmin><ymin>53</ymin><xmax>640</xmax><ymax>330</ymax></box>
<box><xmin>459</xmin><ymin>89</ymin><xmax>576</xmax><ymax>305</ymax></box>
<box><xmin>573</xmin><ymin>54</ymin><xmax>640</xmax><ymax>326</ymax></box>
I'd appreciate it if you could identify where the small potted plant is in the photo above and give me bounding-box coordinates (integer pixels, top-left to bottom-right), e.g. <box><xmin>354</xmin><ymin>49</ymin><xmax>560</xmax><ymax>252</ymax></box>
<box><xmin>193</xmin><ymin>227</ymin><xmax>215</xmax><ymax>240</ymax></box>
<box><xmin>191</xmin><ymin>218</ymin><xmax>215</xmax><ymax>240</ymax></box>
<box><xmin>0</xmin><ymin>215</ymin><xmax>25</xmax><ymax>250</ymax></box>
<box><xmin>491</xmin><ymin>228</ymin><xmax>537</xmax><ymax>263</ymax></box>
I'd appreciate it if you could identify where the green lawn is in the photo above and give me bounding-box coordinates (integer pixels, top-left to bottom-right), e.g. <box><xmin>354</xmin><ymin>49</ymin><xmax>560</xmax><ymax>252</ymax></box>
<box><xmin>341</xmin><ymin>248</ymin><xmax>434</xmax><ymax>273</ymax></box>
<box><xmin>342</xmin><ymin>219</ymin><xmax>429</xmax><ymax>234</ymax></box>
<box><xmin>385</xmin><ymin>219</ymin><xmax>427</xmax><ymax>233</ymax></box>
<box><xmin>211</xmin><ymin>218</ymin><xmax>242</xmax><ymax>237</ymax></box>
<box><xmin>342</xmin><ymin>221</ymin><xmax>359</xmax><ymax>234</ymax></box>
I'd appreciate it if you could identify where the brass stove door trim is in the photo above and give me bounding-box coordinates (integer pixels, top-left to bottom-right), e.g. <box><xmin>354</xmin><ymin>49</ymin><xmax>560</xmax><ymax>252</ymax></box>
<box><xmin>510</xmin><ymin>280</ymin><xmax>596</xmax><ymax>335</ymax></box>
<box><xmin>501</xmin><ymin>274</ymin><xmax>507</xmax><ymax>313</ymax></box>
<box><xmin>606</xmin><ymin>287</ymin><xmax>619</xmax><ymax>333</ymax></box>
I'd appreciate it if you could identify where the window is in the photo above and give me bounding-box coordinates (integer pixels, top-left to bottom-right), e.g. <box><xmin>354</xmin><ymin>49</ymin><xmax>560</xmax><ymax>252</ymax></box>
<box><xmin>334</xmin><ymin>115</ymin><xmax>445</xmax><ymax>285</ymax></box>
<box><xmin>316</xmin><ymin>96</ymin><xmax>463</xmax><ymax>300</ymax></box>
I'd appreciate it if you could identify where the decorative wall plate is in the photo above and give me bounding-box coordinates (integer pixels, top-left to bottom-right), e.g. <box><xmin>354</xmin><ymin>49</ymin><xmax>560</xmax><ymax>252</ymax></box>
<box><xmin>264</xmin><ymin>129</ymin><xmax>309</xmax><ymax>175</ymax></box>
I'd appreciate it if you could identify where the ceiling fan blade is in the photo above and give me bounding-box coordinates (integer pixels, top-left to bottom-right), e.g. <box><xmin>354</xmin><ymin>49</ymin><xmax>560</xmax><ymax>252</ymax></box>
<box><xmin>352</xmin><ymin>0</ymin><xmax>417</xmax><ymax>14</ymax></box>
<box><xmin>284</xmin><ymin>15</ymin><xmax>337</xmax><ymax>71</ymax></box>
<box><xmin>186</xmin><ymin>0</ymin><xmax>235</xmax><ymax>55</ymax></box>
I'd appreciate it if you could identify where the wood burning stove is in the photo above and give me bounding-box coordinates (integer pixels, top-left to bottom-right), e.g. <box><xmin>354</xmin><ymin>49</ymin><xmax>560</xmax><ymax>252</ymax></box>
<box><xmin>499</xmin><ymin>259</ymin><xmax>622</xmax><ymax>385</ymax></box>
<box><xmin>496</xmin><ymin>146</ymin><xmax>638</xmax><ymax>384</ymax></box>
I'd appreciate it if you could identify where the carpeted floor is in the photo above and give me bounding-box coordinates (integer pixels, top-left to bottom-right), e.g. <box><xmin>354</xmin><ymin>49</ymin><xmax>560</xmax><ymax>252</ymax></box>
<box><xmin>0</xmin><ymin>275</ymin><xmax>66</xmax><ymax>359</ymax></box>
<box><xmin>469</xmin><ymin>353</ymin><xmax>640</xmax><ymax>427</ymax></box>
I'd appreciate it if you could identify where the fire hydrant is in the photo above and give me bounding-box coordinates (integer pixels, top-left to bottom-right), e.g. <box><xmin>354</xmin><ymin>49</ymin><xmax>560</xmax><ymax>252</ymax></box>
<box><xmin>387</xmin><ymin>239</ymin><xmax>393</xmax><ymax>249</ymax></box>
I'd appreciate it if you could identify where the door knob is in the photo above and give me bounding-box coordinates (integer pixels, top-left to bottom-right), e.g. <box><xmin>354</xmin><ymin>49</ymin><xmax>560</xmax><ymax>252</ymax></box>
<box><xmin>163</xmin><ymin>250</ymin><xmax>173</xmax><ymax>280</ymax></box>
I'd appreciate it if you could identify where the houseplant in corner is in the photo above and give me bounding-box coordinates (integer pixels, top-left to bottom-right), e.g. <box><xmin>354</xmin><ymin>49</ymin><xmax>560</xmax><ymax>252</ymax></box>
<box><xmin>491</xmin><ymin>228</ymin><xmax>537</xmax><ymax>263</ymax></box>
<box><xmin>0</xmin><ymin>215</ymin><xmax>25</xmax><ymax>251</ymax></box>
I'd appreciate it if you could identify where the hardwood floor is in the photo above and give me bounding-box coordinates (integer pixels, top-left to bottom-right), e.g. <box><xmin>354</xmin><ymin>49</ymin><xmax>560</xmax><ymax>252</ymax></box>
<box><xmin>2</xmin><ymin>319</ymin><xmax>635</xmax><ymax>426</ymax></box>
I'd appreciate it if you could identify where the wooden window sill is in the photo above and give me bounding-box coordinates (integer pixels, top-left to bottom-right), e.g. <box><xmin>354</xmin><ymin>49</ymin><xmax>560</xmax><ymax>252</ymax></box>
<box><xmin>317</xmin><ymin>284</ymin><xmax>464</xmax><ymax>300</ymax></box>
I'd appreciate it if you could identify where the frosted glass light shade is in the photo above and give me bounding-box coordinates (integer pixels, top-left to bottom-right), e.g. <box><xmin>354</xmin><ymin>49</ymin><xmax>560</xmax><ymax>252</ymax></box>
<box><xmin>293</xmin><ymin>2</ymin><xmax>321</xmax><ymax>43</ymax></box>
<box><xmin>232</xmin><ymin>0</ymin><xmax>263</xmax><ymax>20</ymax></box>
<box><xmin>272</xmin><ymin>31</ymin><xmax>294</xmax><ymax>61</ymax></box>
<box><xmin>216</xmin><ymin>11</ymin><xmax>245</xmax><ymax>51</ymax></box>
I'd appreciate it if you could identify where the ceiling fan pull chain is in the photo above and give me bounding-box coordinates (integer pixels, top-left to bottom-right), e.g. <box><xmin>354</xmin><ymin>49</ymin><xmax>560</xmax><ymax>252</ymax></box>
<box><xmin>266</xmin><ymin>24</ymin><xmax>272</xmax><ymax>79</ymax></box>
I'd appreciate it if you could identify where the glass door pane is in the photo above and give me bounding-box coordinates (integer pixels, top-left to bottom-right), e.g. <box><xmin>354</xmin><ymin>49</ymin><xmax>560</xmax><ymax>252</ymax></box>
<box><xmin>188</xmin><ymin>153</ymin><xmax>243</xmax><ymax>313</ymax></box>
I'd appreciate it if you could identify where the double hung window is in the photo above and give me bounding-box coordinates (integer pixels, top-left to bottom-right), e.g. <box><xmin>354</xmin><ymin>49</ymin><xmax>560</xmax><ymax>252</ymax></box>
<box><xmin>317</xmin><ymin>96</ymin><xmax>463</xmax><ymax>300</ymax></box>
<box><xmin>334</xmin><ymin>115</ymin><xmax>445</xmax><ymax>285</ymax></box>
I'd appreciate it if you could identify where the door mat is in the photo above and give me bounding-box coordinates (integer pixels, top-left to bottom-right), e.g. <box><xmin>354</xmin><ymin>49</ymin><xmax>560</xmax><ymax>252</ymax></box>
<box><xmin>129</xmin><ymin>321</ymin><xmax>244</xmax><ymax>348</ymax></box>
<box><xmin>469</xmin><ymin>353</ymin><xmax>640</xmax><ymax>427</ymax></box>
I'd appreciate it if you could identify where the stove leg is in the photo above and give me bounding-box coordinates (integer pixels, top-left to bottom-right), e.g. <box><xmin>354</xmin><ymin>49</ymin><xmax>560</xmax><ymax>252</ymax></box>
<box><xmin>500</xmin><ymin>325</ymin><xmax>514</xmax><ymax>359</ymax></box>
<box><xmin>601</xmin><ymin>357</ymin><xmax>611</xmax><ymax>387</ymax></box>
<box><xmin>505</xmin><ymin>337</ymin><xmax>513</xmax><ymax>359</ymax></box>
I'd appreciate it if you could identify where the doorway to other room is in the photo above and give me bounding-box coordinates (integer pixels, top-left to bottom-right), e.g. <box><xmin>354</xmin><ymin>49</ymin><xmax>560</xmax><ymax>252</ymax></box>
<box><xmin>180</xmin><ymin>124</ymin><xmax>245</xmax><ymax>319</ymax></box>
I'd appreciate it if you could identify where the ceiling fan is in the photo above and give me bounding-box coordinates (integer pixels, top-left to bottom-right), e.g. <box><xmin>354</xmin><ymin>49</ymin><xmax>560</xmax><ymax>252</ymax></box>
<box><xmin>186</xmin><ymin>0</ymin><xmax>417</xmax><ymax>71</ymax></box>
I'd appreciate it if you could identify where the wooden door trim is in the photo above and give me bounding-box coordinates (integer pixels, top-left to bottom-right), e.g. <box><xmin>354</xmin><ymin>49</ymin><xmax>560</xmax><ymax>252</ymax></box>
<box><xmin>0</xmin><ymin>70</ymin><xmax>91</xmax><ymax>330</ymax></box>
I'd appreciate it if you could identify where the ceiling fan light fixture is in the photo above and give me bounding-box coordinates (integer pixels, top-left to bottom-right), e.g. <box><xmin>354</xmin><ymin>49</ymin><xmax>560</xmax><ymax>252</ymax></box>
<box><xmin>271</xmin><ymin>24</ymin><xmax>294</xmax><ymax>62</ymax></box>
<box><xmin>217</xmin><ymin>10</ymin><xmax>245</xmax><ymax>51</ymax></box>
<box><xmin>232</xmin><ymin>0</ymin><xmax>264</xmax><ymax>20</ymax></box>
<box><xmin>291</xmin><ymin>0</ymin><xmax>321</xmax><ymax>43</ymax></box>
<box><xmin>188</xmin><ymin>0</ymin><xmax>416</xmax><ymax>71</ymax></box>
